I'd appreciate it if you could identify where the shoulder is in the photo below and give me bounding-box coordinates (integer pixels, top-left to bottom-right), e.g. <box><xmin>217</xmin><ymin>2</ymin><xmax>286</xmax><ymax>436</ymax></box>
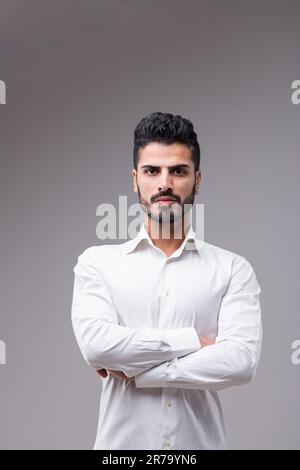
<box><xmin>73</xmin><ymin>242</ymin><xmax>125</xmax><ymax>271</ymax></box>
<box><xmin>201</xmin><ymin>240</ymin><xmax>258</xmax><ymax>282</ymax></box>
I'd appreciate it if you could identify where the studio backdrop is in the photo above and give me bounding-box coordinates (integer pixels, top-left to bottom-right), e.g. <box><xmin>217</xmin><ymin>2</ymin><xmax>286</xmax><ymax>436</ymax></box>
<box><xmin>0</xmin><ymin>0</ymin><xmax>299</xmax><ymax>449</ymax></box>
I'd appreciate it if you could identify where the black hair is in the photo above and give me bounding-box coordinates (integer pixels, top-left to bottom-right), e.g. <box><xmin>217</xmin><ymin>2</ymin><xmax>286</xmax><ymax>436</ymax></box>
<box><xmin>133</xmin><ymin>112</ymin><xmax>200</xmax><ymax>171</ymax></box>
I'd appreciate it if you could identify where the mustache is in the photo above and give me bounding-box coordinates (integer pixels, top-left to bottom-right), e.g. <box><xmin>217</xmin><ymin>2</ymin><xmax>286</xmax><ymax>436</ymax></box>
<box><xmin>151</xmin><ymin>192</ymin><xmax>180</xmax><ymax>203</ymax></box>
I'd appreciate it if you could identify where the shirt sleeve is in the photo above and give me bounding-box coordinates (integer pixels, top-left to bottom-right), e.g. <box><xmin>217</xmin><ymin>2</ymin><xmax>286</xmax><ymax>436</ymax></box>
<box><xmin>71</xmin><ymin>247</ymin><xmax>201</xmax><ymax>377</ymax></box>
<box><xmin>134</xmin><ymin>255</ymin><xmax>262</xmax><ymax>391</ymax></box>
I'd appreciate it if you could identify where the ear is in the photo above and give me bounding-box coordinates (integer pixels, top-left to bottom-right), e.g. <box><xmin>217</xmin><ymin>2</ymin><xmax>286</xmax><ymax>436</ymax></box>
<box><xmin>132</xmin><ymin>168</ymin><xmax>138</xmax><ymax>193</ymax></box>
<box><xmin>195</xmin><ymin>168</ymin><xmax>201</xmax><ymax>193</ymax></box>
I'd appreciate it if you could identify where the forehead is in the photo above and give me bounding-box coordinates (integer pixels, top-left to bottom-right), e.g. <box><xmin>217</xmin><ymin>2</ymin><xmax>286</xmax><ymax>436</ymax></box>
<box><xmin>138</xmin><ymin>142</ymin><xmax>193</xmax><ymax>166</ymax></box>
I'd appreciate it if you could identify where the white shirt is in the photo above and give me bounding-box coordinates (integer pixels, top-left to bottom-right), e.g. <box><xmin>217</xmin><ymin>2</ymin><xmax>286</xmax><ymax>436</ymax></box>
<box><xmin>71</xmin><ymin>223</ymin><xmax>262</xmax><ymax>450</ymax></box>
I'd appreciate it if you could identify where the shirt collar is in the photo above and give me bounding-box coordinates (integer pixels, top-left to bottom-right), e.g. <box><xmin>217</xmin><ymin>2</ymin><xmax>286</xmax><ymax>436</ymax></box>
<box><xmin>122</xmin><ymin>223</ymin><xmax>204</xmax><ymax>256</ymax></box>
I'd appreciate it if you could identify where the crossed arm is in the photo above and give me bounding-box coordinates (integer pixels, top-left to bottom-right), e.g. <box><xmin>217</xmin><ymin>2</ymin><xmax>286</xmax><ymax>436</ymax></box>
<box><xmin>96</xmin><ymin>334</ymin><xmax>215</xmax><ymax>382</ymax></box>
<box><xmin>71</xmin><ymin>247</ymin><xmax>262</xmax><ymax>391</ymax></box>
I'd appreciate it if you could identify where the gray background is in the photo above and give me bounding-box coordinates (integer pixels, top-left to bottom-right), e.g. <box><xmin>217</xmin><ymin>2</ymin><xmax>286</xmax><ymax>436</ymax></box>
<box><xmin>0</xmin><ymin>0</ymin><xmax>299</xmax><ymax>449</ymax></box>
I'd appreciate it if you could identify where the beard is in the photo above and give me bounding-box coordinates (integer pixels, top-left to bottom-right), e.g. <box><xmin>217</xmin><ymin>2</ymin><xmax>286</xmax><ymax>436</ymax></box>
<box><xmin>136</xmin><ymin>181</ymin><xmax>196</xmax><ymax>225</ymax></box>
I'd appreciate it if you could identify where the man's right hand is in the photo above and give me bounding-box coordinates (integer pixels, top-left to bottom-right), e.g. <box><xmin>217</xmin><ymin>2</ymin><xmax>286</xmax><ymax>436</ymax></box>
<box><xmin>96</xmin><ymin>368</ymin><xmax>134</xmax><ymax>382</ymax></box>
<box><xmin>97</xmin><ymin>368</ymin><xmax>108</xmax><ymax>378</ymax></box>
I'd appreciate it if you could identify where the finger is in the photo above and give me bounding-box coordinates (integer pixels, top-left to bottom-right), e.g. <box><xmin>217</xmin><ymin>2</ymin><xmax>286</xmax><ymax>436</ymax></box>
<box><xmin>97</xmin><ymin>369</ymin><xmax>108</xmax><ymax>378</ymax></box>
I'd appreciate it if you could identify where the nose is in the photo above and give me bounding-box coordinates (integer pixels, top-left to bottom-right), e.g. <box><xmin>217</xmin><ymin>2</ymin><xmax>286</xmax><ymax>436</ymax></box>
<box><xmin>157</xmin><ymin>169</ymin><xmax>173</xmax><ymax>192</ymax></box>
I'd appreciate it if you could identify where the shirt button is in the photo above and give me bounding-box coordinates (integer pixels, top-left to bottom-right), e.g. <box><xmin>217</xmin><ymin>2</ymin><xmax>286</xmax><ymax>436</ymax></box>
<box><xmin>164</xmin><ymin>289</ymin><xmax>170</xmax><ymax>296</ymax></box>
<box><xmin>167</xmin><ymin>400</ymin><xmax>172</xmax><ymax>407</ymax></box>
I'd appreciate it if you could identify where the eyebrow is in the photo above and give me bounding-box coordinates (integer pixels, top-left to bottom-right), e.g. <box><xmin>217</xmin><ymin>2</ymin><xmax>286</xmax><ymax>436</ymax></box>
<box><xmin>140</xmin><ymin>164</ymin><xmax>191</xmax><ymax>170</ymax></box>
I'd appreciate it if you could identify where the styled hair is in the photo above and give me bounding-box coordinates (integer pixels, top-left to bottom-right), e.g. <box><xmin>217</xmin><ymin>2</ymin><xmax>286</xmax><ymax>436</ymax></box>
<box><xmin>133</xmin><ymin>112</ymin><xmax>200</xmax><ymax>170</ymax></box>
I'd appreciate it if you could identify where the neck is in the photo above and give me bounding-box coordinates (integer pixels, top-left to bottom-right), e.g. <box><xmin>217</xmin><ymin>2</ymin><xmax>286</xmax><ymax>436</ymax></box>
<box><xmin>144</xmin><ymin>216</ymin><xmax>191</xmax><ymax>256</ymax></box>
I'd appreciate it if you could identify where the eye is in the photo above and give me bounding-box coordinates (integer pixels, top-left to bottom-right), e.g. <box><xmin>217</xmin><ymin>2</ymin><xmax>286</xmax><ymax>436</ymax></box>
<box><xmin>172</xmin><ymin>168</ymin><xmax>187</xmax><ymax>176</ymax></box>
<box><xmin>144</xmin><ymin>168</ymin><xmax>158</xmax><ymax>176</ymax></box>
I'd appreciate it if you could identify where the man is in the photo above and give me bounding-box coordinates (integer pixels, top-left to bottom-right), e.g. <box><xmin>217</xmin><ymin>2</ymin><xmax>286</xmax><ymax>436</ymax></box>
<box><xmin>71</xmin><ymin>112</ymin><xmax>262</xmax><ymax>450</ymax></box>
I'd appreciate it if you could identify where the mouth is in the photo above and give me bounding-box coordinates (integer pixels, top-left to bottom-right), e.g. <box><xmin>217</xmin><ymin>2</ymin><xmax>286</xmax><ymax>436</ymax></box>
<box><xmin>154</xmin><ymin>197</ymin><xmax>177</xmax><ymax>203</ymax></box>
<box><xmin>154</xmin><ymin>197</ymin><xmax>177</xmax><ymax>206</ymax></box>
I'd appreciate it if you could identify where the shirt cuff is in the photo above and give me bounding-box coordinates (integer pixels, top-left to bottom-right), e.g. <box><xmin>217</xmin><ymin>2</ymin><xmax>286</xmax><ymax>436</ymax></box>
<box><xmin>134</xmin><ymin>361</ymin><xmax>169</xmax><ymax>388</ymax></box>
<box><xmin>165</xmin><ymin>327</ymin><xmax>201</xmax><ymax>357</ymax></box>
<box><xmin>134</xmin><ymin>327</ymin><xmax>201</xmax><ymax>389</ymax></box>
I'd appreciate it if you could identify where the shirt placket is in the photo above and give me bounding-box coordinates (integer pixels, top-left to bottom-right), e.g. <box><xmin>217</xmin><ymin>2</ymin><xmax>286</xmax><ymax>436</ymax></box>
<box><xmin>159</xmin><ymin>257</ymin><xmax>177</xmax><ymax>450</ymax></box>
